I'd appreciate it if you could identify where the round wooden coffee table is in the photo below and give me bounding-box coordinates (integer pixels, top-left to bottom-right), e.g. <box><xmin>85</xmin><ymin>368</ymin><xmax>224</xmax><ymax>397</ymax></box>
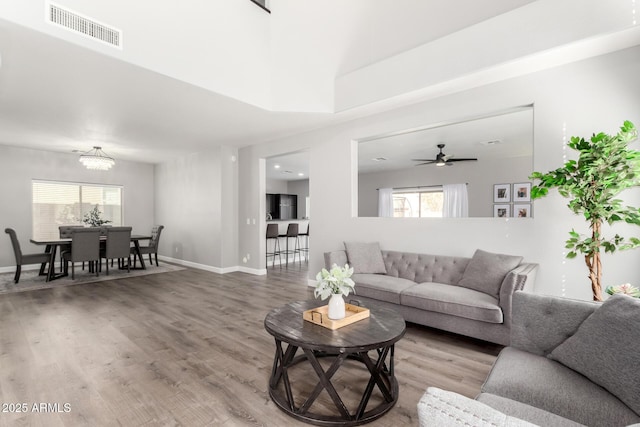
<box><xmin>264</xmin><ymin>300</ymin><xmax>406</xmax><ymax>426</ymax></box>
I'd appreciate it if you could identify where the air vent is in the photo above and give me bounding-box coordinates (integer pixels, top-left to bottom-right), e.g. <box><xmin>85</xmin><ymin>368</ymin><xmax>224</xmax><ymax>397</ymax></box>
<box><xmin>47</xmin><ymin>2</ymin><xmax>122</xmax><ymax>49</ymax></box>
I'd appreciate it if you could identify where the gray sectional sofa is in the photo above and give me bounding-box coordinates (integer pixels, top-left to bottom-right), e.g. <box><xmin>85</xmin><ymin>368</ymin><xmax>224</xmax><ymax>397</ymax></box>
<box><xmin>418</xmin><ymin>291</ymin><xmax>640</xmax><ymax>427</ymax></box>
<box><xmin>324</xmin><ymin>243</ymin><xmax>538</xmax><ymax>345</ymax></box>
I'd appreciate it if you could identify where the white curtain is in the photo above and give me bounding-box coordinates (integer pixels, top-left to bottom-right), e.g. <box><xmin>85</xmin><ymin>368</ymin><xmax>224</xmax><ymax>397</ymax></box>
<box><xmin>443</xmin><ymin>183</ymin><xmax>469</xmax><ymax>218</ymax></box>
<box><xmin>378</xmin><ymin>188</ymin><xmax>394</xmax><ymax>217</ymax></box>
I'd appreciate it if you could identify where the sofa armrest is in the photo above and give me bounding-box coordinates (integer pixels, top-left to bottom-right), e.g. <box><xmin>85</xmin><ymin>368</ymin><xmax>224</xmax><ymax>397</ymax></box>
<box><xmin>417</xmin><ymin>387</ymin><xmax>536</xmax><ymax>427</ymax></box>
<box><xmin>498</xmin><ymin>263</ymin><xmax>538</xmax><ymax>328</ymax></box>
<box><xmin>324</xmin><ymin>250</ymin><xmax>348</xmax><ymax>269</ymax></box>
<box><xmin>510</xmin><ymin>291</ymin><xmax>599</xmax><ymax>356</ymax></box>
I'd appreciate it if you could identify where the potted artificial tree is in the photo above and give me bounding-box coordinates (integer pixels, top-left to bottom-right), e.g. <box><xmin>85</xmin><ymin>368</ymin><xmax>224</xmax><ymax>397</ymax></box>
<box><xmin>530</xmin><ymin>121</ymin><xmax>640</xmax><ymax>301</ymax></box>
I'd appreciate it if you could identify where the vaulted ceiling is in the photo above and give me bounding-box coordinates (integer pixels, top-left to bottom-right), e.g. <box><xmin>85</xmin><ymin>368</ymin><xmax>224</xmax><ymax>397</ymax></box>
<box><xmin>0</xmin><ymin>0</ymin><xmax>637</xmax><ymax>164</ymax></box>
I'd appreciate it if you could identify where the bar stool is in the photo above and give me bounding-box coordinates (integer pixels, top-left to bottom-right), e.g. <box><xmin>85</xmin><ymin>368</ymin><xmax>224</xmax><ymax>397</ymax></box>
<box><xmin>279</xmin><ymin>223</ymin><xmax>301</xmax><ymax>267</ymax></box>
<box><xmin>299</xmin><ymin>224</ymin><xmax>309</xmax><ymax>263</ymax></box>
<box><xmin>266</xmin><ymin>223</ymin><xmax>281</xmax><ymax>268</ymax></box>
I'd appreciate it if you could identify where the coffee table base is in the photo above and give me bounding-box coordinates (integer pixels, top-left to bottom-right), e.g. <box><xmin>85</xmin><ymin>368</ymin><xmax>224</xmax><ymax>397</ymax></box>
<box><xmin>268</xmin><ymin>340</ymin><xmax>399</xmax><ymax>426</ymax></box>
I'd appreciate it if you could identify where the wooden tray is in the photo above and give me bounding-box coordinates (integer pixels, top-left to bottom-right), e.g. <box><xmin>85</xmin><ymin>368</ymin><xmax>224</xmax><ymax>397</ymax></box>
<box><xmin>303</xmin><ymin>303</ymin><xmax>370</xmax><ymax>330</ymax></box>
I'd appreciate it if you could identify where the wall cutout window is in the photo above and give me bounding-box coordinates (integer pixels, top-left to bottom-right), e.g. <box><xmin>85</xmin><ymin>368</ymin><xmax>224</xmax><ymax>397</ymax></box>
<box><xmin>392</xmin><ymin>189</ymin><xmax>443</xmax><ymax>218</ymax></box>
<box><xmin>32</xmin><ymin>180</ymin><xmax>123</xmax><ymax>238</ymax></box>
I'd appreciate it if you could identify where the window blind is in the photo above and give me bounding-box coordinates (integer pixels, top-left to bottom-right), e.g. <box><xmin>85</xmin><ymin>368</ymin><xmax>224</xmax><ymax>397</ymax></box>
<box><xmin>32</xmin><ymin>180</ymin><xmax>123</xmax><ymax>238</ymax></box>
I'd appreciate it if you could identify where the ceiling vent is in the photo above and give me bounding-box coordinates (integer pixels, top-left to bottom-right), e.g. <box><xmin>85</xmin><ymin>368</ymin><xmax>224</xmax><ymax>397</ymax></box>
<box><xmin>47</xmin><ymin>2</ymin><xmax>122</xmax><ymax>49</ymax></box>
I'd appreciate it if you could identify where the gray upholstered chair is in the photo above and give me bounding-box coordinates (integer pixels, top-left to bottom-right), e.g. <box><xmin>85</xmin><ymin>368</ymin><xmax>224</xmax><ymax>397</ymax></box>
<box><xmin>59</xmin><ymin>225</ymin><xmax>83</xmax><ymax>271</ymax></box>
<box><xmin>62</xmin><ymin>228</ymin><xmax>101</xmax><ymax>279</ymax></box>
<box><xmin>132</xmin><ymin>225</ymin><xmax>164</xmax><ymax>267</ymax></box>
<box><xmin>4</xmin><ymin>228</ymin><xmax>52</xmax><ymax>283</ymax></box>
<box><xmin>101</xmin><ymin>226</ymin><xmax>132</xmax><ymax>275</ymax></box>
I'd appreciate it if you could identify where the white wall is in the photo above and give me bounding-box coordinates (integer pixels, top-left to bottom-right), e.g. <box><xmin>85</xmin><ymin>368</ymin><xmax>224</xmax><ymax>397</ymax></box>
<box><xmin>287</xmin><ymin>179</ymin><xmax>309</xmax><ymax>219</ymax></box>
<box><xmin>335</xmin><ymin>0</ymin><xmax>637</xmax><ymax>111</ymax></box>
<box><xmin>154</xmin><ymin>145</ymin><xmax>239</xmax><ymax>272</ymax></box>
<box><xmin>358</xmin><ymin>156</ymin><xmax>531</xmax><ymax>217</ymax></box>
<box><xmin>0</xmin><ymin>145</ymin><xmax>154</xmax><ymax>268</ymax></box>
<box><xmin>266</xmin><ymin>178</ymin><xmax>288</xmax><ymax>194</ymax></box>
<box><xmin>238</xmin><ymin>45</ymin><xmax>640</xmax><ymax>301</ymax></box>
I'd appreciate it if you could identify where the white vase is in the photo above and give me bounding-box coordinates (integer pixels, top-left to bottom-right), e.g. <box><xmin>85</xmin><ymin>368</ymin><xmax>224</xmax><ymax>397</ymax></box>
<box><xmin>328</xmin><ymin>293</ymin><xmax>346</xmax><ymax>320</ymax></box>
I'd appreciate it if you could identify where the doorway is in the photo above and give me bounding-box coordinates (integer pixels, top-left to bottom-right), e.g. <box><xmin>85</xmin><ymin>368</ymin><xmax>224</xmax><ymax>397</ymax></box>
<box><xmin>264</xmin><ymin>150</ymin><xmax>310</xmax><ymax>272</ymax></box>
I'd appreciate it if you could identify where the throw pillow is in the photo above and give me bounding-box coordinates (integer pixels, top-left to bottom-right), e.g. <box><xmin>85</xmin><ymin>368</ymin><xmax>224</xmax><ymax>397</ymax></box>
<box><xmin>457</xmin><ymin>249</ymin><xmax>523</xmax><ymax>298</ymax></box>
<box><xmin>549</xmin><ymin>294</ymin><xmax>640</xmax><ymax>416</ymax></box>
<box><xmin>417</xmin><ymin>387</ymin><xmax>536</xmax><ymax>427</ymax></box>
<box><xmin>343</xmin><ymin>242</ymin><xmax>386</xmax><ymax>274</ymax></box>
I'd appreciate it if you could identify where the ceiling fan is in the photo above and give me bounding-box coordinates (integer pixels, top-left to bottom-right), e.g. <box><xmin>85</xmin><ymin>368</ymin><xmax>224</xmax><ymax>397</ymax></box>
<box><xmin>412</xmin><ymin>144</ymin><xmax>478</xmax><ymax>167</ymax></box>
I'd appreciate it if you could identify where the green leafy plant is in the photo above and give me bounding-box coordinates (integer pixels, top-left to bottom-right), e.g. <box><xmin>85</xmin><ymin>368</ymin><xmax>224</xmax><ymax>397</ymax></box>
<box><xmin>314</xmin><ymin>264</ymin><xmax>355</xmax><ymax>300</ymax></box>
<box><xmin>82</xmin><ymin>205</ymin><xmax>112</xmax><ymax>227</ymax></box>
<box><xmin>530</xmin><ymin>121</ymin><xmax>640</xmax><ymax>301</ymax></box>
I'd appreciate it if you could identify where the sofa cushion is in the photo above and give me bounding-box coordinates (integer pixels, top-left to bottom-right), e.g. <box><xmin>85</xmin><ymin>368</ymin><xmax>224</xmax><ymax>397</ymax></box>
<box><xmin>482</xmin><ymin>347</ymin><xmax>640</xmax><ymax>426</ymax></box>
<box><xmin>549</xmin><ymin>294</ymin><xmax>640</xmax><ymax>416</ymax></box>
<box><xmin>477</xmin><ymin>393</ymin><xmax>585</xmax><ymax>427</ymax></box>
<box><xmin>458</xmin><ymin>249</ymin><xmax>523</xmax><ymax>298</ymax></box>
<box><xmin>381</xmin><ymin>251</ymin><xmax>469</xmax><ymax>285</ymax></box>
<box><xmin>401</xmin><ymin>283</ymin><xmax>503</xmax><ymax>323</ymax></box>
<box><xmin>351</xmin><ymin>273</ymin><xmax>416</xmax><ymax>305</ymax></box>
<box><xmin>344</xmin><ymin>242</ymin><xmax>386</xmax><ymax>274</ymax></box>
<box><xmin>417</xmin><ymin>387</ymin><xmax>536</xmax><ymax>427</ymax></box>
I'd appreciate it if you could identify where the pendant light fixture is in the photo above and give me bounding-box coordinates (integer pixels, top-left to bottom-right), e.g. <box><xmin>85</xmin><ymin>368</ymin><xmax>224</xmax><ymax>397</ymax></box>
<box><xmin>79</xmin><ymin>146</ymin><xmax>115</xmax><ymax>170</ymax></box>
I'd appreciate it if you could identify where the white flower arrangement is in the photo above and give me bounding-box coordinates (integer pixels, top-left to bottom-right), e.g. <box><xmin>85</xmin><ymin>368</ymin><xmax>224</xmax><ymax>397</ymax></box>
<box><xmin>314</xmin><ymin>263</ymin><xmax>355</xmax><ymax>300</ymax></box>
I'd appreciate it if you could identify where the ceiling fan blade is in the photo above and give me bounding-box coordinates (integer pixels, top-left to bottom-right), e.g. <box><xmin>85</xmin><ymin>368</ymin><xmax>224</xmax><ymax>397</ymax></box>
<box><xmin>447</xmin><ymin>158</ymin><xmax>478</xmax><ymax>162</ymax></box>
<box><xmin>414</xmin><ymin>161</ymin><xmax>436</xmax><ymax>166</ymax></box>
<box><xmin>411</xmin><ymin>158</ymin><xmax>435</xmax><ymax>162</ymax></box>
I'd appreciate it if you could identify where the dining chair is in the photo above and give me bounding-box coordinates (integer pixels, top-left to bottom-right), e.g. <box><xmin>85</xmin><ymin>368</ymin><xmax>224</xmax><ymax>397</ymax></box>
<box><xmin>59</xmin><ymin>225</ymin><xmax>84</xmax><ymax>272</ymax></box>
<box><xmin>62</xmin><ymin>228</ymin><xmax>101</xmax><ymax>279</ymax></box>
<box><xmin>132</xmin><ymin>225</ymin><xmax>164</xmax><ymax>267</ymax></box>
<box><xmin>4</xmin><ymin>228</ymin><xmax>52</xmax><ymax>284</ymax></box>
<box><xmin>101</xmin><ymin>227</ymin><xmax>132</xmax><ymax>275</ymax></box>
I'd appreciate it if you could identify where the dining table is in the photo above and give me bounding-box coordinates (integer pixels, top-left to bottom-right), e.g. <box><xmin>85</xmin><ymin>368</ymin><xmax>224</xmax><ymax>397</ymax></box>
<box><xmin>30</xmin><ymin>234</ymin><xmax>152</xmax><ymax>281</ymax></box>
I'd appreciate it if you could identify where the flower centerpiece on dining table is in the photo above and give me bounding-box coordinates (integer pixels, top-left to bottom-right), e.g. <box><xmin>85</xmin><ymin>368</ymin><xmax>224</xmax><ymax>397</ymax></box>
<box><xmin>82</xmin><ymin>205</ymin><xmax>112</xmax><ymax>227</ymax></box>
<box><xmin>314</xmin><ymin>263</ymin><xmax>355</xmax><ymax>320</ymax></box>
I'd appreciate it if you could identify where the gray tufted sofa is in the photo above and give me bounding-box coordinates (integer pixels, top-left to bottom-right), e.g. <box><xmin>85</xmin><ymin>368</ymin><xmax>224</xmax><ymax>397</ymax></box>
<box><xmin>324</xmin><ymin>248</ymin><xmax>538</xmax><ymax>346</ymax></box>
<box><xmin>417</xmin><ymin>291</ymin><xmax>640</xmax><ymax>426</ymax></box>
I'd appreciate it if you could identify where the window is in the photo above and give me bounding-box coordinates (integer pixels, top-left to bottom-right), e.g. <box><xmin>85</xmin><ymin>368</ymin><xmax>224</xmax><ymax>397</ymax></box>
<box><xmin>392</xmin><ymin>189</ymin><xmax>443</xmax><ymax>218</ymax></box>
<box><xmin>32</xmin><ymin>180</ymin><xmax>123</xmax><ymax>238</ymax></box>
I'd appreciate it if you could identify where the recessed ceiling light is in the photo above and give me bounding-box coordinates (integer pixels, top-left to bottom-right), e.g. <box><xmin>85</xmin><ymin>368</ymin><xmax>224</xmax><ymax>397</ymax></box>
<box><xmin>274</xmin><ymin>164</ymin><xmax>281</xmax><ymax>169</ymax></box>
<box><xmin>372</xmin><ymin>157</ymin><xmax>387</xmax><ymax>162</ymax></box>
<box><xmin>282</xmin><ymin>170</ymin><xmax>293</xmax><ymax>174</ymax></box>
<box><xmin>298</xmin><ymin>172</ymin><xmax>304</xmax><ymax>176</ymax></box>
<box><xmin>480</xmin><ymin>139</ymin><xmax>502</xmax><ymax>146</ymax></box>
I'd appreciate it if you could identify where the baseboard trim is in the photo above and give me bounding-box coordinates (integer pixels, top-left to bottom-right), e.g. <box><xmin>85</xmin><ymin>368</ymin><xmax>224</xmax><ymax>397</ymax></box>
<box><xmin>157</xmin><ymin>256</ymin><xmax>266</xmax><ymax>276</ymax></box>
<box><xmin>1</xmin><ymin>259</ymin><xmax>269</xmax><ymax>277</ymax></box>
<box><xmin>0</xmin><ymin>264</ymin><xmax>42</xmax><ymax>274</ymax></box>
<box><xmin>238</xmin><ymin>266</ymin><xmax>267</xmax><ymax>275</ymax></box>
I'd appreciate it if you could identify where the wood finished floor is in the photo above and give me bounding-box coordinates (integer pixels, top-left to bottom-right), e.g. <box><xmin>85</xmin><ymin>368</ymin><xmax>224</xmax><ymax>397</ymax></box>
<box><xmin>0</xmin><ymin>263</ymin><xmax>502</xmax><ymax>426</ymax></box>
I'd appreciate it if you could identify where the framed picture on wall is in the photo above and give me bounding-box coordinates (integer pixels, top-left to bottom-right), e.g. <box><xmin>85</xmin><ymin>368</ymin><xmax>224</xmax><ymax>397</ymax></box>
<box><xmin>513</xmin><ymin>182</ymin><xmax>532</xmax><ymax>202</ymax></box>
<box><xmin>493</xmin><ymin>184</ymin><xmax>511</xmax><ymax>203</ymax></box>
<box><xmin>513</xmin><ymin>204</ymin><xmax>532</xmax><ymax>218</ymax></box>
<box><xmin>494</xmin><ymin>204</ymin><xmax>510</xmax><ymax>218</ymax></box>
